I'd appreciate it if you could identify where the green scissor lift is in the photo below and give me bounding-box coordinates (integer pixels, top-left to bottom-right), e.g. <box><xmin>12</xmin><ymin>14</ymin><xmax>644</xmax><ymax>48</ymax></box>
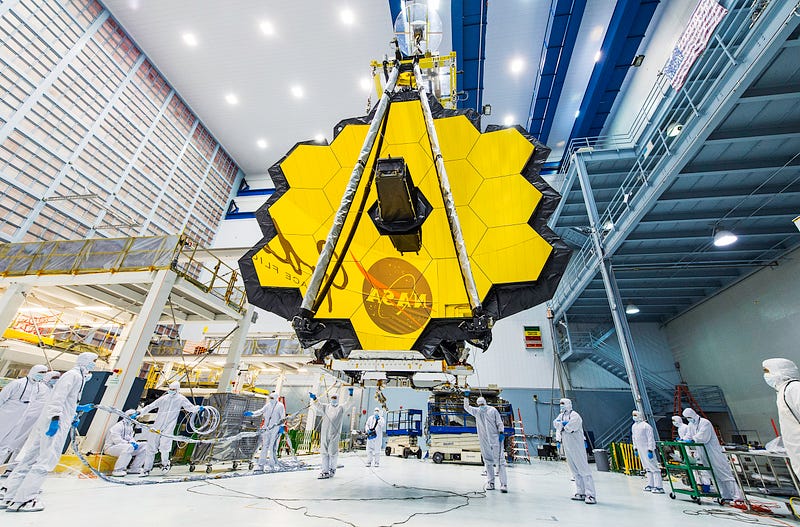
<box><xmin>658</xmin><ymin>440</ymin><xmax>725</xmax><ymax>505</ymax></box>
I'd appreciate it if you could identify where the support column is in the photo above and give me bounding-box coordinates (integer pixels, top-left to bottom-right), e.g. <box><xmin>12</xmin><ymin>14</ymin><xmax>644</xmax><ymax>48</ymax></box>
<box><xmin>83</xmin><ymin>270</ymin><xmax>177</xmax><ymax>451</ymax></box>
<box><xmin>0</xmin><ymin>283</ymin><xmax>31</xmax><ymax>334</ymax></box>
<box><xmin>159</xmin><ymin>361</ymin><xmax>174</xmax><ymax>387</ymax></box>
<box><xmin>574</xmin><ymin>154</ymin><xmax>657</xmax><ymax>435</ymax></box>
<box><xmin>274</xmin><ymin>372</ymin><xmax>285</xmax><ymax>397</ymax></box>
<box><xmin>216</xmin><ymin>305</ymin><xmax>254</xmax><ymax>392</ymax></box>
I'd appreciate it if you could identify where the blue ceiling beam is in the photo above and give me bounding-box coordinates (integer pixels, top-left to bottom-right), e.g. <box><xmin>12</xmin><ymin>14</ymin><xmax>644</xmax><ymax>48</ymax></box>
<box><xmin>452</xmin><ymin>0</ymin><xmax>488</xmax><ymax>111</ymax></box>
<box><xmin>527</xmin><ymin>0</ymin><xmax>587</xmax><ymax>144</ymax></box>
<box><xmin>569</xmin><ymin>0</ymin><xmax>660</xmax><ymax>140</ymax></box>
<box><xmin>388</xmin><ymin>0</ymin><xmax>403</xmax><ymax>27</ymax></box>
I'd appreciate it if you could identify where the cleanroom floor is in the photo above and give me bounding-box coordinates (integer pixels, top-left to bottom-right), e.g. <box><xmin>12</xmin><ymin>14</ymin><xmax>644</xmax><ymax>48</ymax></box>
<box><xmin>2</xmin><ymin>452</ymin><xmax>796</xmax><ymax>526</ymax></box>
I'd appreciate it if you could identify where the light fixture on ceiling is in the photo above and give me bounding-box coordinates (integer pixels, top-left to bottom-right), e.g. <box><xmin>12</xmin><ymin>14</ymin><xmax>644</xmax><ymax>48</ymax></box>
<box><xmin>359</xmin><ymin>77</ymin><xmax>372</xmax><ymax>91</ymax></box>
<box><xmin>340</xmin><ymin>8</ymin><xmax>355</xmax><ymax>25</ymax></box>
<box><xmin>509</xmin><ymin>57</ymin><xmax>524</xmax><ymax>74</ymax></box>
<box><xmin>225</xmin><ymin>93</ymin><xmax>239</xmax><ymax>105</ymax></box>
<box><xmin>257</xmin><ymin>139</ymin><xmax>268</xmax><ymax>149</ymax></box>
<box><xmin>291</xmin><ymin>85</ymin><xmax>304</xmax><ymax>98</ymax></box>
<box><xmin>602</xmin><ymin>219</ymin><xmax>614</xmax><ymax>232</ymax></box>
<box><xmin>259</xmin><ymin>20</ymin><xmax>275</xmax><ymax>36</ymax></box>
<box><xmin>503</xmin><ymin>114</ymin><xmax>514</xmax><ymax>126</ymax></box>
<box><xmin>666</xmin><ymin>122</ymin><xmax>684</xmax><ymax>137</ymax></box>
<box><xmin>712</xmin><ymin>225</ymin><xmax>738</xmax><ymax>247</ymax></box>
<box><xmin>574</xmin><ymin>110</ymin><xmax>580</xmax><ymax>118</ymax></box>
<box><xmin>594</xmin><ymin>51</ymin><xmax>602</xmax><ymax>63</ymax></box>
<box><xmin>314</xmin><ymin>133</ymin><xmax>325</xmax><ymax>143</ymax></box>
<box><xmin>182</xmin><ymin>33</ymin><xmax>198</xmax><ymax>47</ymax></box>
<box><xmin>625</xmin><ymin>303</ymin><xmax>640</xmax><ymax>315</ymax></box>
<box><xmin>632</xmin><ymin>54</ymin><xmax>645</xmax><ymax>67</ymax></box>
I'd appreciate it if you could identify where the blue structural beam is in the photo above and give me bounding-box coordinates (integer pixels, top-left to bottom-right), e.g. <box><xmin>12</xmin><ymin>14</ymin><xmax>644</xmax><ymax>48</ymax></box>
<box><xmin>452</xmin><ymin>0</ymin><xmax>488</xmax><ymax>111</ymax></box>
<box><xmin>527</xmin><ymin>0</ymin><xmax>587</xmax><ymax>144</ymax></box>
<box><xmin>569</xmin><ymin>0</ymin><xmax>660</xmax><ymax>140</ymax></box>
<box><xmin>389</xmin><ymin>0</ymin><xmax>403</xmax><ymax>27</ymax></box>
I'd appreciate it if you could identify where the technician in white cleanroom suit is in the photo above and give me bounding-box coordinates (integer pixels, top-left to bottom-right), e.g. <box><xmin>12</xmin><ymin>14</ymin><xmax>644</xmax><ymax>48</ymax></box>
<box><xmin>671</xmin><ymin>414</ymin><xmax>710</xmax><ymax>485</ymax></box>
<box><xmin>310</xmin><ymin>389</ymin><xmax>353</xmax><ymax>479</ymax></box>
<box><xmin>681</xmin><ymin>407</ymin><xmax>743</xmax><ymax>502</ymax></box>
<box><xmin>0</xmin><ymin>352</ymin><xmax>97</xmax><ymax>512</ymax></box>
<box><xmin>762</xmin><ymin>358</ymin><xmax>800</xmax><ymax>480</ymax></box>
<box><xmin>0</xmin><ymin>365</ymin><xmax>48</xmax><ymax>465</ymax></box>
<box><xmin>135</xmin><ymin>381</ymin><xmax>201</xmax><ymax>475</ymax></box>
<box><xmin>631</xmin><ymin>410</ymin><xmax>664</xmax><ymax>493</ymax></box>
<box><xmin>244</xmin><ymin>392</ymin><xmax>286</xmax><ymax>471</ymax></box>
<box><xmin>0</xmin><ymin>371</ymin><xmax>61</xmax><ymax>474</ymax></box>
<box><xmin>554</xmin><ymin>398</ymin><xmax>596</xmax><ymax>504</ymax></box>
<box><xmin>104</xmin><ymin>410</ymin><xmax>146</xmax><ymax>477</ymax></box>
<box><xmin>672</xmin><ymin>415</ymin><xmax>690</xmax><ymax>439</ymax></box>
<box><xmin>464</xmin><ymin>393</ymin><xmax>508</xmax><ymax>492</ymax></box>
<box><xmin>364</xmin><ymin>407</ymin><xmax>384</xmax><ymax>468</ymax></box>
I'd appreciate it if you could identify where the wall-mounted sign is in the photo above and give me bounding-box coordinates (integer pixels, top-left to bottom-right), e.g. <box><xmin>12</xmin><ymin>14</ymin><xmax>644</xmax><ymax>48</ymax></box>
<box><xmin>524</xmin><ymin>326</ymin><xmax>542</xmax><ymax>349</ymax></box>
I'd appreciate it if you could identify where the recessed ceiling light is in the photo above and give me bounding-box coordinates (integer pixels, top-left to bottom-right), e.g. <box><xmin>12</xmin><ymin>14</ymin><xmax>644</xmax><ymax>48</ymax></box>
<box><xmin>257</xmin><ymin>139</ymin><xmax>268</xmax><ymax>149</ymax></box>
<box><xmin>225</xmin><ymin>93</ymin><xmax>239</xmax><ymax>105</ymax></box>
<box><xmin>713</xmin><ymin>228</ymin><xmax>738</xmax><ymax>247</ymax></box>
<box><xmin>291</xmin><ymin>85</ymin><xmax>304</xmax><ymax>98</ymax></box>
<box><xmin>340</xmin><ymin>8</ymin><xmax>355</xmax><ymax>25</ymax></box>
<box><xmin>182</xmin><ymin>33</ymin><xmax>198</xmax><ymax>47</ymax></box>
<box><xmin>503</xmin><ymin>114</ymin><xmax>514</xmax><ymax>126</ymax></box>
<box><xmin>666</xmin><ymin>122</ymin><xmax>684</xmax><ymax>137</ymax></box>
<box><xmin>594</xmin><ymin>51</ymin><xmax>602</xmax><ymax>63</ymax></box>
<box><xmin>360</xmin><ymin>77</ymin><xmax>372</xmax><ymax>91</ymax></box>
<box><xmin>259</xmin><ymin>20</ymin><xmax>275</xmax><ymax>36</ymax></box>
<box><xmin>314</xmin><ymin>134</ymin><xmax>325</xmax><ymax>143</ymax></box>
<box><xmin>625</xmin><ymin>304</ymin><xmax>640</xmax><ymax>315</ymax></box>
<box><xmin>574</xmin><ymin>110</ymin><xmax>581</xmax><ymax>118</ymax></box>
<box><xmin>509</xmin><ymin>57</ymin><xmax>524</xmax><ymax>74</ymax></box>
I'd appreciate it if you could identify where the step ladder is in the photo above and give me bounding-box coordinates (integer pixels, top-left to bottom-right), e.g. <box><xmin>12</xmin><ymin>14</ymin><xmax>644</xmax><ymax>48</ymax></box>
<box><xmin>512</xmin><ymin>409</ymin><xmax>531</xmax><ymax>463</ymax></box>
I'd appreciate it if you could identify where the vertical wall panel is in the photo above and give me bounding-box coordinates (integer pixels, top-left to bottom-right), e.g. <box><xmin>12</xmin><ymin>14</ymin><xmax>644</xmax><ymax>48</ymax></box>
<box><xmin>0</xmin><ymin>0</ymin><xmax>240</xmax><ymax>246</ymax></box>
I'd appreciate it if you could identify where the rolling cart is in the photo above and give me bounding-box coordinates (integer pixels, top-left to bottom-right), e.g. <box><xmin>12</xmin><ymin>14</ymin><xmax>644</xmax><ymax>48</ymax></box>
<box><xmin>385</xmin><ymin>409</ymin><xmax>423</xmax><ymax>459</ymax></box>
<box><xmin>189</xmin><ymin>393</ymin><xmax>263</xmax><ymax>473</ymax></box>
<box><xmin>658</xmin><ymin>440</ymin><xmax>724</xmax><ymax>505</ymax></box>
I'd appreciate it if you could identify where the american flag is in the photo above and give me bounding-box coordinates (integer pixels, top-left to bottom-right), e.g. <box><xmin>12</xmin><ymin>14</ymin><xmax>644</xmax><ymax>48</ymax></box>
<box><xmin>663</xmin><ymin>0</ymin><xmax>728</xmax><ymax>90</ymax></box>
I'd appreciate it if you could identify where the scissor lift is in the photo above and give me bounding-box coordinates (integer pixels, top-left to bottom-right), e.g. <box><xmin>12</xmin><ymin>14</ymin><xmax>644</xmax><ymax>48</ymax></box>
<box><xmin>385</xmin><ymin>409</ymin><xmax>423</xmax><ymax>459</ymax></box>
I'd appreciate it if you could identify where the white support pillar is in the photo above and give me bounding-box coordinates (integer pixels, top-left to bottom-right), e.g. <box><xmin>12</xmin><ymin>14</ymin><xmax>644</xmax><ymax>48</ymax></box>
<box><xmin>83</xmin><ymin>270</ymin><xmax>177</xmax><ymax>451</ymax></box>
<box><xmin>159</xmin><ymin>361</ymin><xmax>175</xmax><ymax>388</ymax></box>
<box><xmin>274</xmin><ymin>372</ymin><xmax>285</xmax><ymax>397</ymax></box>
<box><xmin>0</xmin><ymin>283</ymin><xmax>31</xmax><ymax>335</ymax></box>
<box><xmin>217</xmin><ymin>305</ymin><xmax>253</xmax><ymax>392</ymax></box>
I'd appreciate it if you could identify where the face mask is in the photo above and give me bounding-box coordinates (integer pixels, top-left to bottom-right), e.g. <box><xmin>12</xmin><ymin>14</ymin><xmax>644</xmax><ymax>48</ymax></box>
<box><xmin>672</xmin><ymin>419</ymin><xmax>682</xmax><ymax>427</ymax></box>
<box><xmin>168</xmin><ymin>389</ymin><xmax>177</xmax><ymax>395</ymax></box>
<box><xmin>764</xmin><ymin>373</ymin><xmax>780</xmax><ymax>389</ymax></box>
<box><xmin>687</xmin><ymin>417</ymin><xmax>697</xmax><ymax>424</ymax></box>
<box><xmin>48</xmin><ymin>378</ymin><xmax>59</xmax><ymax>387</ymax></box>
<box><xmin>331</xmin><ymin>399</ymin><xmax>339</xmax><ymax>407</ymax></box>
<box><xmin>632</xmin><ymin>415</ymin><xmax>638</xmax><ymax>422</ymax></box>
<box><xmin>374</xmin><ymin>411</ymin><xmax>379</xmax><ymax>415</ymax></box>
<box><xmin>479</xmin><ymin>405</ymin><xmax>488</xmax><ymax>413</ymax></box>
<box><xmin>32</xmin><ymin>373</ymin><xmax>45</xmax><ymax>382</ymax></box>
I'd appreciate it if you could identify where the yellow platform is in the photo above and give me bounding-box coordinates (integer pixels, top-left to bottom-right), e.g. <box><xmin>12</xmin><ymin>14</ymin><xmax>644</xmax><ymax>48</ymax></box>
<box><xmin>53</xmin><ymin>454</ymin><xmax>116</xmax><ymax>475</ymax></box>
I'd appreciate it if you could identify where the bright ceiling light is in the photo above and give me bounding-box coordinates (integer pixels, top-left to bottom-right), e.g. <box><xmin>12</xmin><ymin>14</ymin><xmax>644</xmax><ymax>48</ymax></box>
<box><xmin>314</xmin><ymin>133</ymin><xmax>325</xmax><ymax>143</ymax></box>
<box><xmin>340</xmin><ymin>8</ymin><xmax>355</xmax><ymax>25</ymax></box>
<box><xmin>503</xmin><ymin>114</ymin><xmax>514</xmax><ymax>126</ymax></box>
<box><xmin>625</xmin><ymin>304</ymin><xmax>640</xmax><ymax>315</ymax></box>
<box><xmin>359</xmin><ymin>77</ymin><xmax>372</xmax><ymax>91</ymax></box>
<box><xmin>257</xmin><ymin>139</ymin><xmax>268</xmax><ymax>149</ymax></box>
<box><xmin>259</xmin><ymin>20</ymin><xmax>275</xmax><ymax>36</ymax></box>
<box><xmin>594</xmin><ymin>51</ymin><xmax>602</xmax><ymax>63</ymax></box>
<box><xmin>225</xmin><ymin>93</ymin><xmax>239</xmax><ymax>105</ymax></box>
<box><xmin>666</xmin><ymin>122</ymin><xmax>684</xmax><ymax>137</ymax></box>
<box><xmin>291</xmin><ymin>85</ymin><xmax>304</xmax><ymax>98</ymax></box>
<box><xmin>713</xmin><ymin>228</ymin><xmax>738</xmax><ymax>247</ymax></box>
<box><xmin>182</xmin><ymin>33</ymin><xmax>198</xmax><ymax>47</ymax></box>
<box><xmin>509</xmin><ymin>57</ymin><xmax>524</xmax><ymax>74</ymax></box>
<box><xmin>574</xmin><ymin>110</ymin><xmax>581</xmax><ymax>118</ymax></box>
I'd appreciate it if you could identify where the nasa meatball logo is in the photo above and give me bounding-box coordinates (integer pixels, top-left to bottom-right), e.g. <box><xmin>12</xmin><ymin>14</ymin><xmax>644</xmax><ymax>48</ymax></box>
<box><xmin>361</xmin><ymin>258</ymin><xmax>432</xmax><ymax>334</ymax></box>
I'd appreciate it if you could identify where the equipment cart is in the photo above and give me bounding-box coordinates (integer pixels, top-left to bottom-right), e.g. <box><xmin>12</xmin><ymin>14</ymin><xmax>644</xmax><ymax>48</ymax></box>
<box><xmin>658</xmin><ymin>440</ymin><xmax>724</xmax><ymax>505</ymax></box>
<box><xmin>384</xmin><ymin>409</ymin><xmax>423</xmax><ymax>459</ymax></box>
<box><xmin>189</xmin><ymin>393</ymin><xmax>263</xmax><ymax>473</ymax></box>
<box><xmin>725</xmin><ymin>449</ymin><xmax>799</xmax><ymax>517</ymax></box>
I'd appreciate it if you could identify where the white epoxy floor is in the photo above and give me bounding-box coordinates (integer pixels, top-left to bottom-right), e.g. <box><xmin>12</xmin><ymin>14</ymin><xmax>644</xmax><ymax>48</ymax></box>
<box><xmin>2</xmin><ymin>452</ymin><xmax>796</xmax><ymax>526</ymax></box>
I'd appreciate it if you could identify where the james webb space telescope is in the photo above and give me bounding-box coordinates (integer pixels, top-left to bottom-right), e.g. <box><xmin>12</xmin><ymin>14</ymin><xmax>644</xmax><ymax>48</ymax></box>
<box><xmin>239</xmin><ymin>2</ymin><xmax>570</xmax><ymax>386</ymax></box>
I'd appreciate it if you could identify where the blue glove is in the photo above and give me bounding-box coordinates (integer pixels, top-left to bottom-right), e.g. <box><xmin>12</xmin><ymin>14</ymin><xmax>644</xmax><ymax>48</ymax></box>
<box><xmin>561</xmin><ymin>420</ymin><xmax>568</xmax><ymax>426</ymax></box>
<box><xmin>647</xmin><ymin>450</ymin><xmax>654</xmax><ymax>459</ymax></box>
<box><xmin>130</xmin><ymin>411</ymin><xmax>140</xmax><ymax>419</ymax></box>
<box><xmin>499</xmin><ymin>433</ymin><xmax>505</xmax><ymax>443</ymax></box>
<box><xmin>309</xmin><ymin>392</ymin><xmax>317</xmax><ymax>400</ymax></box>
<box><xmin>45</xmin><ymin>418</ymin><xmax>60</xmax><ymax>437</ymax></box>
<box><xmin>72</xmin><ymin>415</ymin><xmax>81</xmax><ymax>427</ymax></box>
<box><xmin>243</xmin><ymin>411</ymin><xmax>254</xmax><ymax>417</ymax></box>
<box><xmin>131</xmin><ymin>442</ymin><xmax>139</xmax><ymax>451</ymax></box>
<box><xmin>76</xmin><ymin>403</ymin><xmax>94</xmax><ymax>413</ymax></box>
<box><xmin>348</xmin><ymin>387</ymin><xmax>354</xmax><ymax>396</ymax></box>
<box><xmin>463</xmin><ymin>389</ymin><xmax>471</xmax><ymax>397</ymax></box>
<box><xmin>556</xmin><ymin>442</ymin><xmax>561</xmax><ymax>450</ymax></box>
<box><xmin>634</xmin><ymin>449</ymin><xmax>639</xmax><ymax>457</ymax></box>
